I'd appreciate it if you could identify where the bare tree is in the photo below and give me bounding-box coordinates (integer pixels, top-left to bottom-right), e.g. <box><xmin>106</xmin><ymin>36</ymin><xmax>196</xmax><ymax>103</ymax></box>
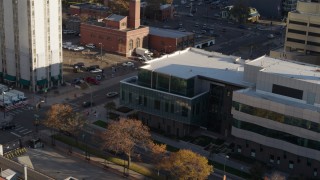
<box><xmin>101</xmin><ymin>118</ymin><xmax>152</xmax><ymax>174</ymax></box>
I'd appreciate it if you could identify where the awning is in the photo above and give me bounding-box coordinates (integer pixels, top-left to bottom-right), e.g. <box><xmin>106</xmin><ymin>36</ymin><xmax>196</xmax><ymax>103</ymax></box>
<box><xmin>37</xmin><ymin>79</ymin><xmax>48</xmax><ymax>86</ymax></box>
<box><xmin>4</xmin><ymin>74</ymin><xmax>16</xmax><ymax>82</ymax></box>
<box><xmin>19</xmin><ymin>79</ymin><xmax>30</xmax><ymax>86</ymax></box>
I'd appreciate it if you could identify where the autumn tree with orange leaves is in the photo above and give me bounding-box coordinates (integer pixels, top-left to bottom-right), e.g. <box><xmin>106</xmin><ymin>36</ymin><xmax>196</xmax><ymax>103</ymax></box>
<box><xmin>149</xmin><ymin>142</ymin><xmax>167</xmax><ymax>175</ymax></box>
<box><xmin>43</xmin><ymin>104</ymin><xmax>86</xmax><ymax>144</ymax></box>
<box><xmin>160</xmin><ymin>149</ymin><xmax>213</xmax><ymax>180</ymax></box>
<box><xmin>101</xmin><ymin>118</ymin><xmax>152</xmax><ymax>174</ymax></box>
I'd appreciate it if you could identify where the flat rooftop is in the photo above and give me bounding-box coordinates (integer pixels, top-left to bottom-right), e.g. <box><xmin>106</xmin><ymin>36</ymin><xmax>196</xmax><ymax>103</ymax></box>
<box><xmin>248</xmin><ymin>56</ymin><xmax>320</xmax><ymax>84</ymax></box>
<box><xmin>141</xmin><ymin>48</ymin><xmax>251</xmax><ymax>87</ymax></box>
<box><xmin>149</xmin><ymin>27</ymin><xmax>193</xmax><ymax>38</ymax></box>
<box><xmin>71</xmin><ymin>3</ymin><xmax>108</xmax><ymax>11</ymax></box>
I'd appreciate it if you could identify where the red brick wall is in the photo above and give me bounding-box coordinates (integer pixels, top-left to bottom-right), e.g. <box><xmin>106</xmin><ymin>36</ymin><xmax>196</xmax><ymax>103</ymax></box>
<box><xmin>80</xmin><ymin>24</ymin><xmax>149</xmax><ymax>57</ymax></box>
<box><xmin>149</xmin><ymin>35</ymin><xmax>177</xmax><ymax>53</ymax></box>
<box><xmin>129</xmin><ymin>0</ymin><xmax>141</xmax><ymax>29</ymax></box>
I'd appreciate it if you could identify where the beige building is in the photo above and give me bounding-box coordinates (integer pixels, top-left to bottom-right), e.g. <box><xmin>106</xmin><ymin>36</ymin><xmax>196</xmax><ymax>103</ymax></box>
<box><xmin>271</xmin><ymin>0</ymin><xmax>320</xmax><ymax>64</ymax></box>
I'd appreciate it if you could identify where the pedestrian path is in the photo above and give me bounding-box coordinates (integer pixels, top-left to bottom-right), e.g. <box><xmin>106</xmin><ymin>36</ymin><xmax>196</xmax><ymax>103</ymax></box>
<box><xmin>7</xmin><ymin>105</ymin><xmax>33</xmax><ymax>117</ymax></box>
<box><xmin>10</xmin><ymin>123</ymin><xmax>33</xmax><ymax>138</ymax></box>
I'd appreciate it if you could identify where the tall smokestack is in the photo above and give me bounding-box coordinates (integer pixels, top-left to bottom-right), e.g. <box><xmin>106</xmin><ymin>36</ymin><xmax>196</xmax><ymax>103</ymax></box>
<box><xmin>129</xmin><ymin>0</ymin><xmax>141</xmax><ymax>29</ymax></box>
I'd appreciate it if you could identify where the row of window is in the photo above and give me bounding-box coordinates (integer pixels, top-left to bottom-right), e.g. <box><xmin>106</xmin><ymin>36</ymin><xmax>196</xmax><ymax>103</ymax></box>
<box><xmin>287</xmin><ymin>38</ymin><xmax>320</xmax><ymax>47</ymax></box>
<box><xmin>236</xmin><ymin>146</ymin><xmax>318</xmax><ymax>176</ymax></box>
<box><xmin>233</xmin><ymin>118</ymin><xmax>320</xmax><ymax>151</ymax></box>
<box><xmin>289</xmin><ymin>21</ymin><xmax>320</xmax><ymax>29</ymax></box>
<box><xmin>232</xmin><ymin>101</ymin><xmax>320</xmax><ymax>133</ymax></box>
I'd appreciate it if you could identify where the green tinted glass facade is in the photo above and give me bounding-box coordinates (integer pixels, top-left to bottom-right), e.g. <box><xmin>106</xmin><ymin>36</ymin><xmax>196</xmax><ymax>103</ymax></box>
<box><xmin>232</xmin><ymin>101</ymin><xmax>320</xmax><ymax>133</ymax></box>
<box><xmin>233</xmin><ymin>119</ymin><xmax>320</xmax><ymax>151</ymax></box>
<box><xmin>120</xmin><ymin>82</ymin><xmax>208</xmax><ymax>126</ymax></box>
<box><xmin>137</xmin><ymin>69</ymin><xmax>195</xmax><ymax>97</ymax></box>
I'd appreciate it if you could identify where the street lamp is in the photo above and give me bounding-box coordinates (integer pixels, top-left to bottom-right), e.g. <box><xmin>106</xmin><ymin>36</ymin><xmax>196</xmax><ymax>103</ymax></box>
<box><xmin>2</xmin><ymin>91</ymin><xmax>5</xmax><ymax>119</ymax></box>
<box><xmin>223</xmin><ymin>155</ymin><xmax>229</xmax><ymax>180</ymax></box>
<box><xmin>99</xmin><ymin>43</ymin><xmax>103</xmax><ymax>61</ymax></box>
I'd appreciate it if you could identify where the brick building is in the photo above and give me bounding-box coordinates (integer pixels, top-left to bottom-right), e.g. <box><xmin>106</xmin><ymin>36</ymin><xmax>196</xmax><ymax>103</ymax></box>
<box><xmin>149</xmin><ymin>27</ymin><xmax>194</xmax><ymax>54</ymax></box>
<box><xmin>70</xmin><ymin>3</ymin><xmax>110</xmax><ymax>19</ymax></box>
<box><xmin>80</xmin><ymin>0</ymin><xmax>149</xmax><ymax>57</ymax></box>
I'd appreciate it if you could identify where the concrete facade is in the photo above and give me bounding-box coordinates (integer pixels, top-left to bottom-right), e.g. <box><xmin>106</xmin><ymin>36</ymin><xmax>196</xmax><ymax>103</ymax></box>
<box><xmin>0</xmin><ymin>0</ymin><xmax>63</xmax><ymax>92</ymax></box>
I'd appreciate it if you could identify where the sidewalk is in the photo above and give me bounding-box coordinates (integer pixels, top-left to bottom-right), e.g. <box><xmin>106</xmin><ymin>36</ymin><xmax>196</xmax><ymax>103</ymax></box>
<box><xmin>37</xmin><ymin>129</ymin><xmax>146</xmax><ymax>180</ymax></box>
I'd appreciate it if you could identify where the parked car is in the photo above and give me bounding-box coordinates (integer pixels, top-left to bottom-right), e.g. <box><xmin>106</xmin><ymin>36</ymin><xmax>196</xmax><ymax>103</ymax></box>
<box><xmin>72</xmin><ymin>78</ymin><xmax>83</xmax><ymax>85</ymax></box>
<box><xmin>85</xmin><ymin>77</ymin><xmax>100</xmax><ymax>85</ymax></box>
<box><xmin>1</xmin><ymin>122</ymin><xmax>16</xmax><ymax>130</ymax></box>
<box><xmin>106</xmin><ymin>92</ymin><xmax>119</xmax><ymax>98</ymax></box>
<box><xmin>85</xmin><ymin>43</ymin><xmax>96</xmax><ymax>48</ymax></box>
<box><xmin>73</xmin><ymin>46</ymin><xmax>85</xmax><ymax>51</ymax></box>
<box><xmin>29</xmin><ymin>138</ymin><xmax>44</xmax><ymax>148</ymax></box>
<box><xmin>122</xmin><ymin>62</ymin><xmax>134</xmax><ymax>67</ymax></box>
<box><xmin>73</xmin><ymin>62</ymin><xmax>85</xmax><ymax>68</ymax></box>
<box><xmin>82</xmin><ymin>101</ymin><xmax>95</xmax><ymax>108</ymax></box>
<box><xmin>90</xmin><ymin>68</ymin><xmax>103</xmax><ymax>73</ymax></box>
<box><xmin>87</xmin><ymin>65</ymin><xmax>100</xmax><ymax>71</ymax></box>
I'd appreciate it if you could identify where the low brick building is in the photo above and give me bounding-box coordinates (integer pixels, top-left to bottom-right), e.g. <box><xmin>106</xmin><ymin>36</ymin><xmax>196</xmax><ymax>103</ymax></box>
<box><xmin>80</xmin><ymin>0</ymin><xmax>149</xmax><ymax>57</ymax></box>
<box><xmin>149</xmin><ymin>27</ymin><xmax>194</xmax><ymax>54</ymax></box>
<box><xmin>70</xmin><ymin>3</ymin><xmax>109</xmax><ymax>19</ymax></box>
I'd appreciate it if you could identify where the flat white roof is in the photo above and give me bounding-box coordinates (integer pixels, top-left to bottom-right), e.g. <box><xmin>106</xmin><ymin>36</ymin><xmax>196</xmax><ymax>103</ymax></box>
<box><xmin>141</xmin><ymin>48</ymin><xmax>251</xmax><ymax>87</ymax></box>
<box><xmin>248</xmin><ymin>56</ymin><xmax>320</xmax><ymax>84</ymax></box>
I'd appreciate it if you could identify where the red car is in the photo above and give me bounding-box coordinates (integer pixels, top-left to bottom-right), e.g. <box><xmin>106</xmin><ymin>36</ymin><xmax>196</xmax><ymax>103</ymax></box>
<box><xmin>85</xmin><ymin>77</ymin><xmax>100</xmax><ymax>85</ymax></box>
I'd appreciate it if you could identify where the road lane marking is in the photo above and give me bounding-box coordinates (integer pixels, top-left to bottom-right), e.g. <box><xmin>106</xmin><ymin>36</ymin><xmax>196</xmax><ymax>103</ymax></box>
<box><xmin>19</xmin><ymin>129</ymin><xmax>28</xmax><ymax>133</ymax></box>
<box><xmin>10</xmin><ymin>132</ymin><xmax>21</xmax><ymax>137</ymax></box>
<box><xmin>23</xmin><ymin>130</ymin><xmax>32</xmax><ymax>135</ymax></box>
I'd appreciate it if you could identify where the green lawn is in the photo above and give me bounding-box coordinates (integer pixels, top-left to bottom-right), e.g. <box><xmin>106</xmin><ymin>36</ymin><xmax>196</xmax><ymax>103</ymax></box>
<box><xmin>93</xmin><ymin>120</ymin><xmax>108</xmax><ymax>128</ymax></box>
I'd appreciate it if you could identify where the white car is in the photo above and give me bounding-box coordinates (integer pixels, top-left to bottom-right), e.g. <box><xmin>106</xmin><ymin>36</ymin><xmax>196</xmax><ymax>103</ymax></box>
<box><xmin>74</xmin><ymin>46</ymin><xmax>85</xmax><ymax>51</ymax></box>
<box><xmin>86</xmin><ymin>43</ymin><xmax>96</xmax><ymax>48</ymax></box>
<box><xmin>90</xmin><ymin>68</ymin><xmax>103</xmax><ymax>73</ymax></box>
<box><xmin>122</xmin><ymin>62</ymin><xmax>134</xmax><ymax>67</ymax></box>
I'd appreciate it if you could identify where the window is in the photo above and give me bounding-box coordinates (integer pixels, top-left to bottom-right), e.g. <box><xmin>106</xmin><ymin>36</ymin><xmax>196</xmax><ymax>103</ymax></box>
<box><xmin>121</xmin><ymin>90</ymin><xmax>125</xmax><ymax>100</ymax></box>
<box><xmin>314</xmin><ymin>168</ymin><xmax>318</xmax><ymax>177</ymax></box>
<box><xmin>181</xmin><ymin>106</ymin><xmax>188</xmax><ymax>117</ymax></box>
<box><xmin>289</xmin><ymin>20</ymin><xmax>307</xmax><ymax>26</ymax></box>
<box><xmin>251</xmin><ymin>149</ymin><xmax>256</xmax><ymax>157</ymax></box>
<box><xmin>129</xmin><ymin>93</ymin><xmax>132</xmax><ymax>103</ymax></box>
<box><xmin>289</xmin><ymin>161</ymin><xmax>294</xmax><ymax>169</ymax></box>
<box><xmin>260</xmin><ymin>145</ymin><xmax>263</xmax><ymax>152</ymax></box>
<box><xmin>287</xmin><ymin>38</ymin><xmax>305</xmax><ymax>44</ymax></box>
<box><xmin>309</xmin><ymin>32</ymin><xmax>320</xmax><ymax>37</ymax></box>
<box><xmin>246</xmin><ymin>140</ymin><xmax>249</xmax><ymax>148</ymax></box>
<box><xmin>170</xmin><ymin>103</ymin><xmax>174</xmax><ymax>113</ymax></box>
<box><xmin>307</xmin><ymin>159</ymin><xmax>311</xmax><ymax>167</ymax></box>
<box><xmin>129</xmin><ymin>39</ymin><xmax>133</xmax><ymax>50</ymax></box>
<box><xmin>138</xmin><ymin>96</ymin><xmax>142</xmax><ymax>105</ymax></box>
<box><xmin>307</xmin><ymin>41</ymin><xmax>320</xmax><ymax>47</ymax></box>
<box><xmin>143</xmin><ymin>96</ymin><xmax>147</xmax><ymax>106</ymax></box>
<box><xmin>277</xmin><ymin>157</ymin><xmax>280</xmax><ymax>164</ymax></box>
<box><xmin>272</xmin><ymin>84</ymin><xmax>303</xmax><ymax>100</ymax></box>
<box><xmin>288</xmin><ymin>29</ymin><xmax>306</xmax><ymax>35</ymax></box>
<box><xmin>237</xmin><ymin>145</ymin><xmax>242</xmax><ymax>153</ymax></box>
<box><xmin>270</xmin><ymin>155</ymin><xmax>275</xmax><ymax>163</ymax></box>
<box><xmin>136</xmin><ymin>38</ymin><xmax>140</xmax><ymax>48</ymax></box>
<box><xmin>154</xmin><ymin>100</ymin><xmax>160</xmax><ymax>110</ymax></box>
<box><xmin>165</xmin><ymin>102</ymin><xmax>169</xmax><ymax>112</ymax></box>
<box><xmin>310</xmin><ymin>23</ymin><xmax>320</xmax><ymax>28</ymax></box>
<box><xmin>297</xmin><ymin>157</ymin><xmax>301</xmax><ymax>164</ymax></box>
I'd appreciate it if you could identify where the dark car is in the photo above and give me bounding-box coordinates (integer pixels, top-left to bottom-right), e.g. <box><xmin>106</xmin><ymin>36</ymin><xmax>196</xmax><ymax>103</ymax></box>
<box><xmin>73</xmin><ymin>62</ymin><xmax>85</xmax><ymax>68</ymax></box>
<box><xmin>87</xmin><ymin>65</ymin><xmax>100</xmax><ymax>71</ymax></box>
<box><xmin>1</xmin><ymin>122</ymin><xmax>16</xmax><ymax>130</ymax></box>
<box><xmin>82</xmin><ymin>101</ymin><xmax>95</xmax><ymax>108</ymax></box>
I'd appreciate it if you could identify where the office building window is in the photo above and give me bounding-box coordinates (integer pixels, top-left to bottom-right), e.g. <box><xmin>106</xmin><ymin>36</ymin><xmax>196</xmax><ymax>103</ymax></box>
<box><xmin>251</xmin><ymin>149</ymin><xmax>256</xmax><ymax>157</ymax></box>
<box><xmin>289</xmin><ymin>161</ymin><xmax>294</xmax><ymax>169</ymax></box>
<box><xmin>138</xmin><ymin>96</ymin><xmax>142</xmax><ymax>105</ymax></box>
<box><xmin>237</xmin><ymin>145</ymin><xmax>242</xmax><ymax>153</ymax></box>
<box><xmin>154</xmin><ymin>100</ymin><xmax>160</xmax><ymax>110</ymax></box>
<box><xmin>129</xmin><ymin>93</ymin><xmax>132</xmax><ymax>103</ymax></box>
<box><xmin>270</xmin><ymin>155</ymin><xmax>275</xmax><ymax>163</ymax></box>
<box><xmin>287</xmin><ymin>38</ymin><xmax>305</xmax><ymax>44</ymax></box>
<box><xmin>121</xmin><ymin>90</ymin><xmax>125</xmax><ymax>100</ymax></box>
<box><xmin>181</xmin><ymin>106</ymin><xmax>188</xmax><ymax>117</ymax></box>
<box><xmin>307</xmin><ymin>41</ymin><xmax>320</xmax><ymax>47</ymax></box>
<box><xmin>288</xmin><ymin>29</ymin><xmax>306</xmax><ymax>35</ymax></box>
<box><xmin>309</xmin><ymin>32</ymin><xmax>320</xmax><ymax>37</ymax></box>
<box><xmin>165</xmin><ymin>102</ymin><xmax>169</xmax><ymax>112</ymax></box>
<box><xmin>170</xmin><ymin>103</ymin><xmax>174</xmax><ymax>113</ymax></box>
<box><xmin>310</xmin><ymin>23</ymin><xmax>320</xmax><ymax>28</ymax></box>
<box><xmin>144</xmin><ymin>96</ymin><xmax>147</xmax><ymax>106</ymax></box>
<box><xmin>289</xmin><ymin>20</ymin><xmax>307</xmax><ymax>26</ymax></box>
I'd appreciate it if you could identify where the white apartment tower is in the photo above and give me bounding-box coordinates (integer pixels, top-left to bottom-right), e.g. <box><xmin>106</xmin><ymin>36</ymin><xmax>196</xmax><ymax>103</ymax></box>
<box><xmin>0</xmin><ymin>0</ymin><xmax>63</xmax><ymax>92</ymax></box>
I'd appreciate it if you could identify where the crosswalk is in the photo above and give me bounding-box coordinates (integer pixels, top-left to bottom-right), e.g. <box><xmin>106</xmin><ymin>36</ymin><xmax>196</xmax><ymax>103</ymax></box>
<box><xmin>7</xmin><ymin>105</ymin><xmax>33</xmax><ymax>117</ymax></box>
<box><xmin>10</xmin><ymin>123</ymin><xmax>33</xmax><ymax>138</ymax></box>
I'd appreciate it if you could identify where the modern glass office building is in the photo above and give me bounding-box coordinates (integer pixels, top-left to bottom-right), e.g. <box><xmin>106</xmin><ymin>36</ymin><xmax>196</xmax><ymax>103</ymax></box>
<box><xmin>232</xmin><ymin>56</ymin><xmax>320</xmax><ymax>178</ymax></box>
<box><xmin>120</xmin><ymin>48</ymin><xmax>248</xmax><ymax>136</ymax></box>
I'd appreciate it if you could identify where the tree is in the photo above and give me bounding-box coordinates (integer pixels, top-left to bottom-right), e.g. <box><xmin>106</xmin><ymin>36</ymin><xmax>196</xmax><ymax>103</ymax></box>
<box><xmin>160</xmin><ymin>149</ymin><xmax>213</xmax><ymax>180</ymax></box>
<box><xmin>101</xmin><ymin>118</ymin><xmax>152</xmax><ymax>173</ymax></box>
<box><xmin>149</xmin><ymin>142</ymin><xmax>167</xmax><ymax>175</ymax></box>
<box><xmin>230</xmin><ymin>0</ymin><xmax>250</xmax><ymax>23</ymax></box>
<box><xmin>43</xmin><ymin>104</ymin><xmax>86</xmax><ymax>146</ymax></box>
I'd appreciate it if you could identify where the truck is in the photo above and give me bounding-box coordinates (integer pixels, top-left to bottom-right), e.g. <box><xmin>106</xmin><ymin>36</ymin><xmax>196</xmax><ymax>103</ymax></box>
<box><xmin>9</xmin><ymin>90</ymin><xmax>27</xmax><ymax>101</ymax></box>
<box><xmin>0</xmin><ymin>95</ymin><xmax>12</xmax><ymax>107</ymax></box>
<box><xmin>4</xmin><ymin>92</ymin><xmax>20</xmax><ymax>104</ymax></box>
<box><xmin>0</xmin><ymin>84</ymin><xmax>8</xmax><ymax>92</ymax></box>
<box><xmin>135</xmin><ymin>47</ymin><xmax>153</xmax><ymax>57</ymax></box>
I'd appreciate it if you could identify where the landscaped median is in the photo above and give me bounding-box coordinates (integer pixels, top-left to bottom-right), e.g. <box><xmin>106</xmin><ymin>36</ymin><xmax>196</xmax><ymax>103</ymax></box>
<box><xmin>53</xmin><ymin>135</ymin><xmax>165</xmax><ymax>180</ymax></box>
